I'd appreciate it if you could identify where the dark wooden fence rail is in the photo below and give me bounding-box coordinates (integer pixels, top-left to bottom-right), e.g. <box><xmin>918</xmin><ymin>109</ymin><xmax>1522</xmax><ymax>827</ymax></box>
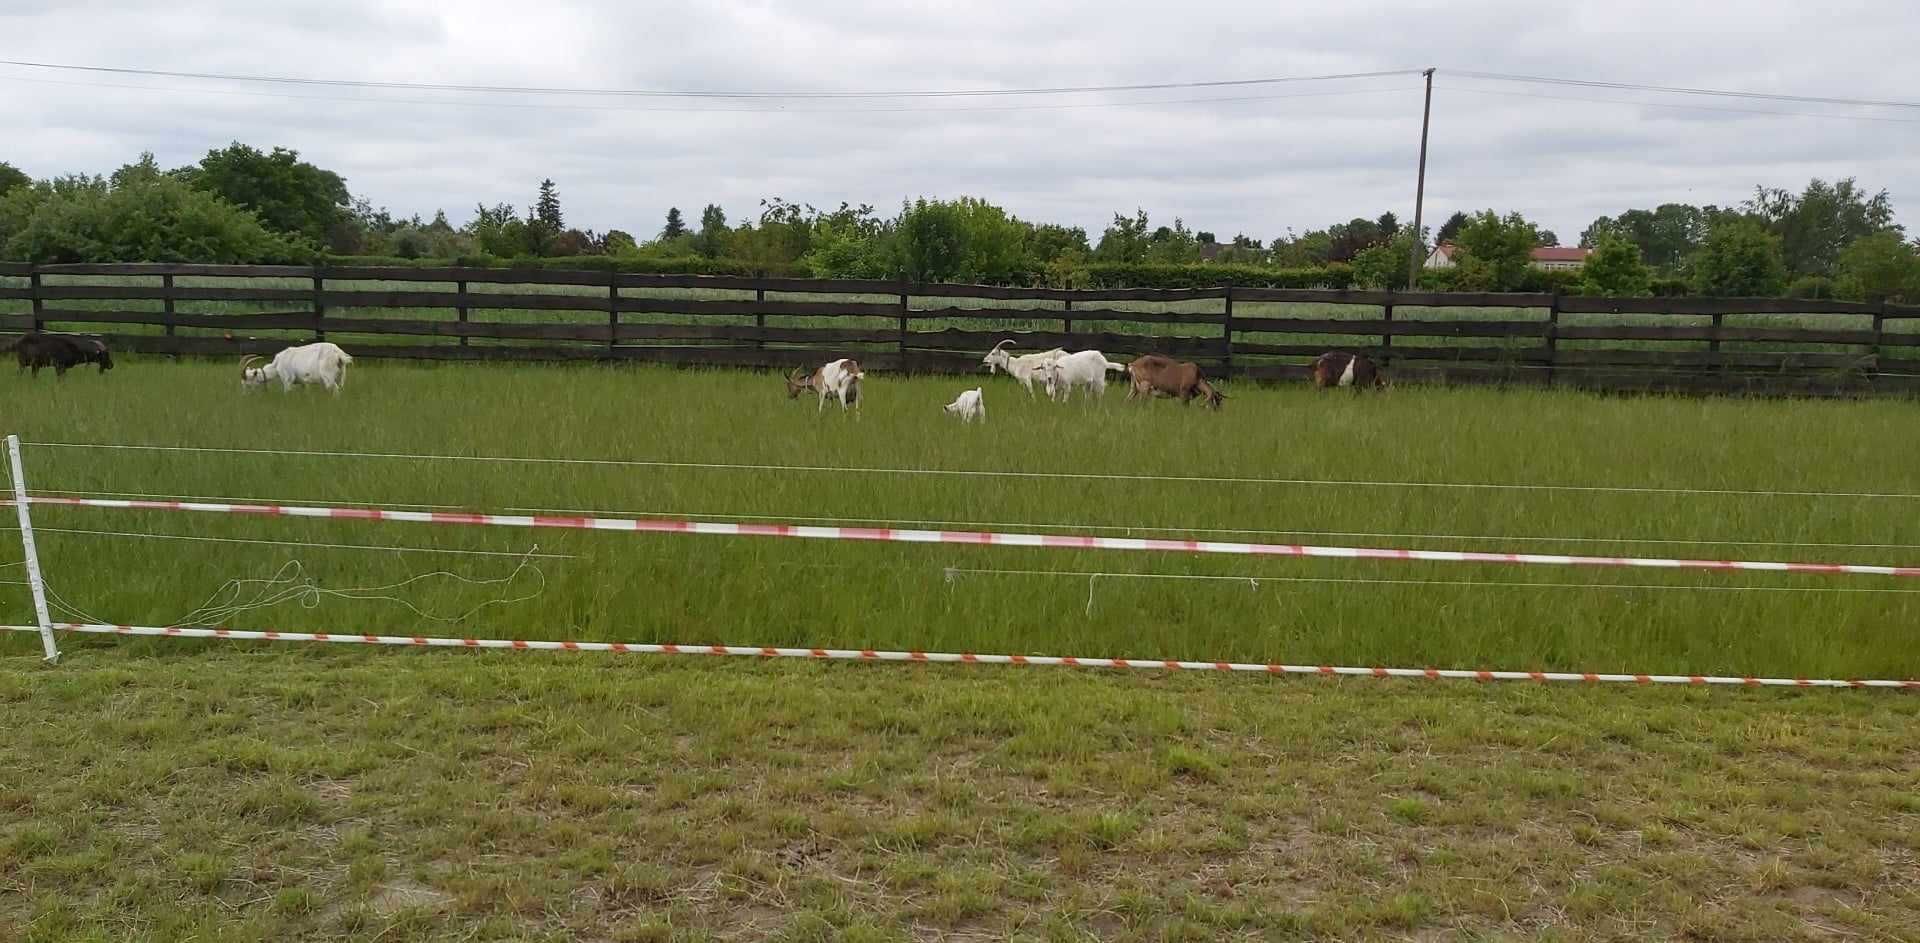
<box><xmin>3</xmin><ymin>262</ymin><xmax>1918</xmax><ymax>396</ymax></box>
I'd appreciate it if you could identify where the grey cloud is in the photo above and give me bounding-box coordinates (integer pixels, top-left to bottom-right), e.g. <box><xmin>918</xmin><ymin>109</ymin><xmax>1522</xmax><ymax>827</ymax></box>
<box><xmin>2</xmin><ymin>0</ymin><xmax>1915</xmax><ymax>244</ymax></box>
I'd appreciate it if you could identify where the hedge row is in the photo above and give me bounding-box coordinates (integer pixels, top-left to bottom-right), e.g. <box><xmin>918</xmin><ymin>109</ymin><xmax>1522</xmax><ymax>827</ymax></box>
<box><xmin>1077</xmin><ymin>262</ymin><xmax>1354</xmax><ymax>290</ymax></box>
<box><xmin>321</xmin><ymin>254</ymin><xmax>808</xmax><ymax>277</ymax></box>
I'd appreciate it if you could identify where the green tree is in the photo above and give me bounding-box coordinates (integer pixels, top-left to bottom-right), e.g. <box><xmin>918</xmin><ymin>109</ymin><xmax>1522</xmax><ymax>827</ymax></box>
<box><xmin>176</xmin><ymin>143</ymin><xmax>347</xmax><ymax>247</ymax></box>
<box><xmin>1024</xmin><ymin>223</ymin><xmax>1089</xmax><ymax>269</ymax></box>
<box><xmin>692</xmin><ymin>204</ymin><xmax>728</xmax><ymax>258</ymax></box>
<box><xmin>1746</xmin><ymin>178</ymin><xmax>1900</xmax><ymax>278</ymax></box>
<box><xmin>895</xmin><ymin>198</ymin><xmax>966</xmax><ymax>282</ymax></box>
<box><xmin>0</xmin><ymin>161</ymin><xmax>28</xmax><ymax>196</ymax></box>
<box><xmin>1833</xmin><ymin>232</ymin><xmax>1920</xmax><ymax>303</ymax></box>
<box><xmin>1094</xmin><ymin>209</ymin><xmax>1152</xmax><ymax>263</ymax></box>
<box><xmin>603</xmin><ymin>229</ymin><xmax>638</xmax><ymax>254</ymax></box>
<box><xmin>661</xmin><ymin>207</ymin><xmax>687</xmax><ymax>240</ymax></box>
<box><xmin>1580</xmin><ymin>204</ymin><xmax>1712</xmax><ymax>272</ymax></box>
<box><xmin>950</xmin><ymin>197</ymin><xmax>1027</xmax><ymax>282</ymax></box>
<box><xmin>1350</xmin><ymin>232</ymin><xmax>1423</xmax><ymax>290</ymax></box>
<box><xmin>1577</xmin><ymin>236</ymin><xmax>1651</xmax><ymax>296</ymax></box>
<box><xmin>1435</xmin><ymin>211</ymin><xmax>1469</xmax><ymax>245</ymax></box>
<box><xmin>1451</xmin><ymin>211</ymin><xmax>1538</xmax><ymax>290</ymax></box>
<box><xmin>1690</xmin><ymin>219</ymin><xmax>1787</xmax><ymax>296</ymax></box>
<box><xmin>1145</xmin><ymin>217</ymin><xmax>1201</xmax><ymax>263</ymax></box>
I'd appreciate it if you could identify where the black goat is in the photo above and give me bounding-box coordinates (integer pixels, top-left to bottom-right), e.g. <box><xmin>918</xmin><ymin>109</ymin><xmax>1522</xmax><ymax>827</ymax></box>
<box><xmin>9</xmin><ymin>332</ymin><xmax>114</xmax><ymax>377</ymax></box>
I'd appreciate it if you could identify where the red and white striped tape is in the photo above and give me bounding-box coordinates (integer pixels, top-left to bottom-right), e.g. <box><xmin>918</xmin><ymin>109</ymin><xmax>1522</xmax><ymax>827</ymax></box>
<box><xmin>6</xmin><ymin>623</ymin><xmax>1915</xmax><ymax>690</ymax></box>
<box><xmin>12</xmin><ymin>495</ymin><xmax>1920</xmax><ymax>579</ymax></box>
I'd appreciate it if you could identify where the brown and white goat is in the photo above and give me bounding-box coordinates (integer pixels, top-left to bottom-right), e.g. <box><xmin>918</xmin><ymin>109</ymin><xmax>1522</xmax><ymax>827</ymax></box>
<box><xmin>785</xmin><ymin>358</ymin><xmax>865</xmax><ymax>412</ymax></box>
<box><xmin>1310</xmin><ymin>352</ymin><xmax>1385</xmax><ymax>391</ymax></box>
<box><xmin>1124</xmin><ymin>354</ymin><xmax>1225</xmax><ymax>408</ymax></box>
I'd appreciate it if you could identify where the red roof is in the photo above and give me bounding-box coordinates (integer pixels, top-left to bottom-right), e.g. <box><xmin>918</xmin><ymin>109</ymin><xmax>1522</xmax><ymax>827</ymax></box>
<box><xmin>1530</xmin><ymin>246</ymin><xmax>1592</xmax><ymax>263</ymax></box>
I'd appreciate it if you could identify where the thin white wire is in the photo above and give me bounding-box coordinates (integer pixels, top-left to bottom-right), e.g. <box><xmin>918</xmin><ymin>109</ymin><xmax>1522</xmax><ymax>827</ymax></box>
<box><xmin>160</xmin><ymin>555</ymin><xmax>545</xmax><ymax>629</ymax></box>
<box><xmin>0</xmin><ymin>524</ymin><xmax>576</xmax><ymax>560</ymax></box>
<box><xmin>27</xmin><ymin>442</ymin><xmax>1920</xmax><ymax>500</ymax></box>
<box><xmin>945</xmin><ymin>566</ymin><xmax>1920</xmax><ymax>595</ymax></box>
<box><xmin>30</xmin><ymin>488</ymin><xmax>464</xmax><ymax>511</ymax></box>
<box><xmin>1445</xmin><ymin>83</ymin><xmax>1920</xmax><ymax>125</ymax></box>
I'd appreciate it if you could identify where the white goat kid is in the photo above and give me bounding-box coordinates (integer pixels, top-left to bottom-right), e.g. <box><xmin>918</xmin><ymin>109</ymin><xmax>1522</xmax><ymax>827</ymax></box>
<box><xmin>1036</xmin><ymin>350</ymin><xmax>1129</xmax><ymax>402</ymax></box>
<box><xmin>980</xmin><ymin>340</ymin><xmax>1066</xmax><ymax>397</ymax></box>
<box><xmin>240</xmin><ymin>342</ymin><xmax>354</xmax><ymax>393</ymax></box>
<box><xmin>942</xmin><ymin>387</ymin><xmax>985</xmax><ymax>423</ymax></box>
<box><xmin>785</xmin><ymin>358</ymin><xmax>865</xmax><ymax>412</ymax></box>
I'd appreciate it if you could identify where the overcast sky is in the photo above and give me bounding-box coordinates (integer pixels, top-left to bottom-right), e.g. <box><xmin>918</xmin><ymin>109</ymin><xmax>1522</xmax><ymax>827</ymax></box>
<box><xmin>4</xmin><ymin>1</ymin><xmax>1917</xmax><ymax>245</ymax></box>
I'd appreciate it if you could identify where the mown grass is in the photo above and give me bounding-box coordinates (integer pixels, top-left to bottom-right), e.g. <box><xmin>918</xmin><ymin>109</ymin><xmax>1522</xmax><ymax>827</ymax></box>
<box><xmin>3</xmin><ymin>359</ymin><xmax>1919</xmax><ymax>940</ymax></box>
<box><xmin>1</xmin><ymin>649</ymin><xmax>1916</xmax><ymax>941</ymax></box>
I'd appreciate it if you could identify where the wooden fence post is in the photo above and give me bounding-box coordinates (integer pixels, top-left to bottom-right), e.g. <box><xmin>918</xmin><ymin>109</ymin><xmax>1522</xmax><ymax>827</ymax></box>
<box><xmin>28</xmin><ymin>266</ymin><xmax>42</xmax><ymax>333</ymax></box>
<box><xmin>607</xmin><ymin>271</ymin><xmax>619</xmax><ymax>355</ymax></box>
<box><xmin>754</xmin><ymin>286</ymin><xmax>766</xmax><ymax>351</ymax></box>
<box><xmin>1709</xmin><ymin>311</ymin><xmax>1724</xmax><ymax>374</ymax></box>
<box><xmin>1222</xmin><ymin>285</ymin><xmax>1234</xmax><ymax>376</ymax></box>
<box><xmin>897</xmin><ymin>285</ymin><xmax>910</xmax><ymax>370</ymax></box>
<box><xmin>456</xmin><ymin>279</ymin><xmax>469</xmax><ymax>348</ymax></box>
<box><xmin>311</xmin><ymin>267</ymin><xmax>326</xmax><ymax>342</ymax></box>
<box><xmin>1380</xmin><ymin>289</ymin><xmax>1394</xmax><ymax>368</ymax></box>
<box><xmin>162</xmin><ymin>273</ymin><xmax>177</xmax><ymax>359</ymax></box>
<box><xmin>1872</xmin><ymin>301</ymin><xmax>1887</xmax><ymax>384</ymax></box>
<box><xmin>1062</xmin><ymin>296</ymin><xmax>1073</xmax><ymax>335</ymax></box>
<box><xmin>1544</xmin><ymin>291</ymin><xmax>1559</xmax><ymax>386</ymax></box>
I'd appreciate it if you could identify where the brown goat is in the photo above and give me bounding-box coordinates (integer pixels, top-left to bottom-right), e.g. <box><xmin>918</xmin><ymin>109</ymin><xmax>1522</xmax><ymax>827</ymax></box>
<box><xmin>1124</xmin><ymin>354</ymin><xmax>1225</xmax><ymax>409</ymax></box>
<box><xmin>1311</xmin><ymin>352</ymin><xmax>1385</xmax><ymax>391</ymax></box>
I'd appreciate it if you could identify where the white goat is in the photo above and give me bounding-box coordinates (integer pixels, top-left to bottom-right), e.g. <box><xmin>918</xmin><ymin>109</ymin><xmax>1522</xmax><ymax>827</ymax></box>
<box><xmin>240</xmin><ymin>342</ymin><xmax>354</xmax><ymax>393</ymax></box>
<box><xmin>785</xmin><ymin>358</ymin><xmax>864</xmax><ymax>412</ymax></box>
<box><xmin>1036</xmin><ymin>350</ymin><xmax>1129</xmax><ymax>402</ymax></box>
<box><xmin>980</xmin><ymin>340</ymin><xmax>1066</xmax><ymax>397</ymax></box>
<box><xmin>942</xmin><ymin>387</ymin><xmax>985</xmax><ymax>423</ymax></box>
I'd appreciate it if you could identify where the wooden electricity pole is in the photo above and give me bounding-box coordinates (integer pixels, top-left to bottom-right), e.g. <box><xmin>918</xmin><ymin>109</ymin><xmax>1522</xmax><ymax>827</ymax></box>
<box><xmin>1407</xmin><ymin>67</ymin><xmax>1436</xmax><ymax>290</ymax></box>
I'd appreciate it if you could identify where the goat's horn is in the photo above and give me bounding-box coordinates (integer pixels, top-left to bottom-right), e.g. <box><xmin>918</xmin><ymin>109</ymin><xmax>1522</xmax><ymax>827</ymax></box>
<box><xmin>238</xmin><ymin>355</ymin><xmax>261</xmax><ymax>372</ymax></box>
<box><xmin>991</xmin><ymin>339</ymin><xmax>1015</xmax><ymax>352</ymax></box>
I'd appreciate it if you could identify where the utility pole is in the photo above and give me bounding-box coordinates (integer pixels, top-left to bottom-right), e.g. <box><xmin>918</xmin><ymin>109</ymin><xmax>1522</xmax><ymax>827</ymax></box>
<box><xmin>1407</xmin><ymin>67</ymin><xmax>1436</xmax><ymax>290</ymax></box>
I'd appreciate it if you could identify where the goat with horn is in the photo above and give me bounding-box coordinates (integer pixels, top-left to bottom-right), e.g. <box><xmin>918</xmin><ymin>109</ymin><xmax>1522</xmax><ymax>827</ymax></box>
<box><xmin>240</xmin><ymin>342</ymin><xmax>355</xmax><ymax>393</ymax></box>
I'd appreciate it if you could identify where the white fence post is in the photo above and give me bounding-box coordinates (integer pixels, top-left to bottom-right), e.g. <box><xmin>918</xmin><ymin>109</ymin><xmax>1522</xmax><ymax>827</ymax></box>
<box><xmin>6</xmin><ymin>435</ymin><xmax>59</xmax><ymax>663</ymax></box>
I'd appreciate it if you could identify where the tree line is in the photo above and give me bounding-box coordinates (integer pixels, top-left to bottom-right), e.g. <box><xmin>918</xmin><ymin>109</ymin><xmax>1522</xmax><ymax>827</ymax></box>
<box><xmin>1</xmin><ymin>145</ymin><xmax>1914</xmax><ymax>301</ymax></box>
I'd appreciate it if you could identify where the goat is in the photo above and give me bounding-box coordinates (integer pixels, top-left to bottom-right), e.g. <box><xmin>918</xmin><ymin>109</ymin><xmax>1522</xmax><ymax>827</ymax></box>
<box><xmin>1034</xmin><ymin>349</ymin><xmax>1129</xmax><ymax>402</ymax></box>
<box><xmin>9</xmin><ymin>332</ymin><xmax>113</xmax><ymax>377</ymax></box>
<box><xmin>241</xmin><ymin>342</ymin><xmax>354</xmax><ymax>393</ymax></box>
<box><xmin>785</xmin><ymin>358</ymin><xmax>864</xmax><ymax>412</ymax></box>
<box><xmin>942</xmin><ymin>387</ymin><xmax>985</xmax><ymax>423</ymax></box>
<box><xmin>1124</xmin><ymin>354</ymin><xmax>1225</xmax><ymax>409</ymax></box>
<box><xmin>1311</xmin><ymin>351</ymin><xmax>1385</xmax><ymax>391</ymax></box>
<box><xmin>980</xmin><ymin>340</ymin><xmax>1066</xmax><ymax>397</ymax></box>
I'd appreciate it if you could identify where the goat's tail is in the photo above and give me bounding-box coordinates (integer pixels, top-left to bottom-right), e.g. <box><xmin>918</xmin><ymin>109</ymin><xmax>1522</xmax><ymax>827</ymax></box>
<box><xmin>1104</xmin><ymin>359</ymin><xmax>1128</xmax><ymax>372</ymax></box>
<box><xmin>336</xmin><ymin>349</ymin><xmax>355</xmax><ymax>366</ymax></box>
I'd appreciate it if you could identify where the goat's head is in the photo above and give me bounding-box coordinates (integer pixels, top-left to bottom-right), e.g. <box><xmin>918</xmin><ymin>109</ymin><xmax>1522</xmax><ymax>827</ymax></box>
<box><xmin>239</xmin><ymin>355</ymin><xmax>268</xmax><ymax>388</ymax></box>
<box><xmin>842</xmin><ymin>360</ymin><xmax>864</xmax><ymax>381</ymax></box>
<box><xmin>784</xmin><ymin>365</ymin><xmax>813</xmax><ymax>399</ymax></box>
<box><xmin>981</xmin><ymin>339</ymin><xmax>1014</xmax><ymax>373</ymax></box>
<box><xmin>88</xmin><ymin>340</ymin><xmax>113</xmax><ymax>373</ymax></box>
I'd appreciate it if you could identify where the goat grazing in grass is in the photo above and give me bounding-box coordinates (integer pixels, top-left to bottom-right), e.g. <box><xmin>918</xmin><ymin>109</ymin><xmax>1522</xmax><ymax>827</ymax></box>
<box><xmin>785</xmin><ymin>358</ymin><xmax>864</xmax><ymax>412</ymax></box>
<box><xmin>1311</xmin><ymin>351</ymin><xmax>1385</xmax><ymax>391</ymax></box>
<box><xmin>1035</xmin><ymin>349</ymin><xmax>1129</xmax><ymax>402</ymax></box>
<box><xmin>9</xmin><ymin>332</ymin><xmax>113</xmax><ymax>377</ymax></box>
<box><xmin>942</xmin><ymin>387</ymin><xmax>985</xmax><ymax>423</ymax></box>
<box><xmin>1124</xmin><ymin>354</ymin><xmax>1225</xmax><ymax>408</ymax></box>
<box><xmin>241</xmin><ymin>342</ymin><xmax>354</xmax><ymax>393</ymax></box>
<box><xmin>980</xmin><ymin>340</ymin><xmax>1066</xmax><ymax>397</ymax></box>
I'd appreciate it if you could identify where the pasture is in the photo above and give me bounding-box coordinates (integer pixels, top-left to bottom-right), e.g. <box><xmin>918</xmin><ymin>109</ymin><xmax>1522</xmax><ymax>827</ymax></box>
<box><xmin>3</xmin><ymin>357</ymin><xmax>1920</xmax><ymax>940</ymax></box>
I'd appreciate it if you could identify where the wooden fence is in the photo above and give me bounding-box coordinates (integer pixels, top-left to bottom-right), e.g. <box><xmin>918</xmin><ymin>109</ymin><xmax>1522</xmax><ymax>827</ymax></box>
<box><xmin>4</xmin><ymin>262</ymin><xmax>1919</xmax><ymax>395</ymax></box>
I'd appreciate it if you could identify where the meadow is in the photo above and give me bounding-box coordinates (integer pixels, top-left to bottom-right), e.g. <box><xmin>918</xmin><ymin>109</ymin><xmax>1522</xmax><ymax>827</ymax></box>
<box><xmin>3</xmin><ymin>359</ymin><xmax>1919</xmax><ymax>940</ymax></box>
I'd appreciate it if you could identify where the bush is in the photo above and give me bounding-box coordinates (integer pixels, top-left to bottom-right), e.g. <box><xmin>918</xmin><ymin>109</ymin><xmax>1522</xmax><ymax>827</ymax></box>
<box><xmin>1833</xmin><ymin>232</ymin><xmax>1920</xmax><ymax>303</ymax></box>
<box><xmin>317</xmin><ymin>254</ymin><xmax>807</xmax><ymax>277</ymax></box>
<box><xmin>1786</xmin><ymin>275</ymin><xmax>1837</xmax><ymax>299</ymax></box>
<box><xmin>1077</xmin><ymin>262</ymin><xmax>1353</xmax><ymax>290</ymax></box>
<box><xmin>1649</xmin><ymin>276</ymin><xmax>1691</xmax><ymax>297</ymax></box>
<box><xmin>1691</xmin><ymin>219</ymin><xmax>1787</xmax><ymax>296</ymax></box>
<box><xmin>1577</xmin><ymin>236</ymin><xmax>1652</xmax><ymax>296</ymax></box>
<box><xmin>4</xmin><ymin>173</ymin><xmax>312</xmax><ymax>264</ymax></box>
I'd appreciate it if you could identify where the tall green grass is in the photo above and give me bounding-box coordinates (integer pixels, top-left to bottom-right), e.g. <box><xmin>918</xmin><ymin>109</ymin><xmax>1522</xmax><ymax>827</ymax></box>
<box><xmin>4</xmin><ymin>358</ymin><xmax>1919</xmax><ymax>679</ymax></box>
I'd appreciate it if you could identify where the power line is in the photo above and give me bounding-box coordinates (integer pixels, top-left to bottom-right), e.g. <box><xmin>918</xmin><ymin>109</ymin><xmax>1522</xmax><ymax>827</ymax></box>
<box><xmin>0</xmin><ymin>74</ymin><xmax>1412</xmax><ymax>115</ymax></box>
<box><xmin>1455</xmin><ymin>70</ymin><xmax>1920</xmax><ymax>111</ymax></box>
<box><xmin>0</xmin><ymin>59</ymin><xmax>1424</xmax><ymax>100</ymax></box>
<box><xmin>1445</xmin><ymin>83</ymin><xmax>1920</xmax><ymax>125</ymax></box>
